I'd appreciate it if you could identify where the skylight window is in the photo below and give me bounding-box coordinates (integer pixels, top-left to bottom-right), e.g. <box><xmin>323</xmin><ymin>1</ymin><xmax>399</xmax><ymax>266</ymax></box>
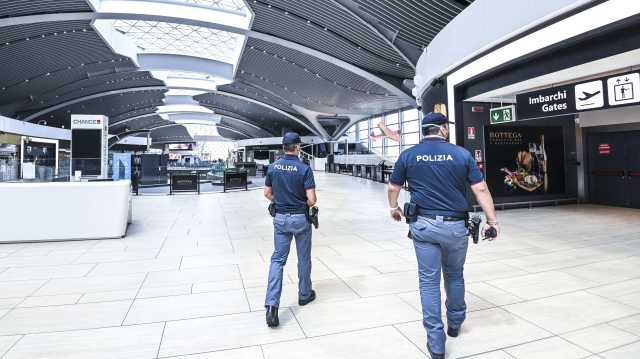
<box><xmin>164</xmin><ymin>0</ymin><xmax>247</xmax><ymax>12</ymax></box>
<box><xmin>112</xmin><ymin>20</ymin><xmax>243</xmax><ymax>64</ymax></box>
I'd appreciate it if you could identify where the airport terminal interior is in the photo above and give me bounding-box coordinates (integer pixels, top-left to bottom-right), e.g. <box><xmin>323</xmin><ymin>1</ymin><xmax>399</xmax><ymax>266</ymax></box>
<box><xmin>1</xmin><ymin>0</ymin><xmax>640</xmax><ymax>358</ymax></box>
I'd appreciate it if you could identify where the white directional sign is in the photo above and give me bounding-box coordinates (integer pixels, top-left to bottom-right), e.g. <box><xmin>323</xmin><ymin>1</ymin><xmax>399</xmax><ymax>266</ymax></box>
<box><xmin>607</xmin><ymin>73</ymin><xmax>640</xmax><ymax>106</ymax></box>
<box><xmin>574</xmin><ymin>80</ymin><xmax>604</xmax><ymax>110</ymax></box>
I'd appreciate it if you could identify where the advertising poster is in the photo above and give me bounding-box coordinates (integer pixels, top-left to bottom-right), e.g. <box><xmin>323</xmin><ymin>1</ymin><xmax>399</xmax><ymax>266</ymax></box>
<box><xmin>112</xmin><ymin>153</ymin><xmax>132</xmax><ymax>181</ymax></box>
<box><xmin>484</xmin><ymin>126</ymin><xmax>565</xmax><ymax>197</ymax></box>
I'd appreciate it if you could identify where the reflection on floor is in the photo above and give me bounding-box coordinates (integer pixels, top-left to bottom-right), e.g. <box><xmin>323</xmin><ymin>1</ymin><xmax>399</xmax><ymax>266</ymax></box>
<box><xmin>0</xmin><ymin>173</ymin><xmax>639</xmax><ymax>358</ymax></box>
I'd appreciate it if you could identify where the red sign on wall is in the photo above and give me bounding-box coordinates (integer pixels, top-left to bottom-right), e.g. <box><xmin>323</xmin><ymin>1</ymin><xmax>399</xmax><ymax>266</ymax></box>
<box><xmin>598</xmin><ymin>143</ymin><xmax>611</xmax><ymax>155</ymax></box>
<box><xmin>474</xmin><ymin>149</ymin><xmax>483</xmax><ymax>162</ymax></box>
<box><xmin>467</xmin><ymin>127</ymin><xmax>476</xmax><ymax>140</ymax></box>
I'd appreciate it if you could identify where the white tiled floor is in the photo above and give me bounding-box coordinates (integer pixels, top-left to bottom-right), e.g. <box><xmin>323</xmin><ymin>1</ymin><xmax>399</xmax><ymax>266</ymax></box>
<box><xmin>0</xmin><ymin>172</ymin><xmax>640</xmax><ymax>358</ymax></box>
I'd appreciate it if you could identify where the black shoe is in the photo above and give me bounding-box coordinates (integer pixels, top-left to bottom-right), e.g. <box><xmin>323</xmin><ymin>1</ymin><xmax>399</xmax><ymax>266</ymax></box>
<box><xmin>427</xmin><ymin>343</ymin><xmax>444</xmax><ymax>359</ymax></box>
<box><xmin>298</xmin><ymin>290</ymin><xmax>316</xmax><ymax>306</ymax></box>
<box><xmin>266</xmin><ymin>306</ymin><xmax>279</xmax><ymax>328</ymax></box>
<box><xmin>447</xmin><ymin>326</ymin><xmax>459</xmax><ymax>338</ymax></box>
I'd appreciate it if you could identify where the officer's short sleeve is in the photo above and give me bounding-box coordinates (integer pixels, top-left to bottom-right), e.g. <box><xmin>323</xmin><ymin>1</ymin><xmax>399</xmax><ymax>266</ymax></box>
<box><xmin>303</xmin><ymin>167</ymin><xmax>315</xmax><ymax>189</ymax></box>
<box><xmin>389</xmin><ymin>154</ymin><xmax>407</xmax><ymax>186</ymax></box>
<box><xmin>265</xmin><ymin>166</ymin><xmax>273</xmax><ymax>187</ymax></box>
<box><xmin>466</xmin><ymin>153</ymin><xmax>484</xmax><ymax>185</ymax></box>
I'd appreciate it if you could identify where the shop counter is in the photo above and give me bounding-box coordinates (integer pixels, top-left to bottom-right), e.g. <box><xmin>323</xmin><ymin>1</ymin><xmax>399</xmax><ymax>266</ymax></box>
<box><xmin>0</xmin><ymin>180</ymin><xmax>131</xmax><ymax>243</ymax></box>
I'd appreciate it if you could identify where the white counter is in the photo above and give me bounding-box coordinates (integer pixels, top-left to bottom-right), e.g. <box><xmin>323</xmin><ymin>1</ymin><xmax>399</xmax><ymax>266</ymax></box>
<box><xmin>0</xmin><ymin>180</ymin><xmax>131</xmax><ymax>243</ymax></box>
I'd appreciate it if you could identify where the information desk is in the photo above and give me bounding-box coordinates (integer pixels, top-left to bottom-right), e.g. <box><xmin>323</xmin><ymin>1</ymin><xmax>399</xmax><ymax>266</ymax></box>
<box><xmin>224</xmin><ymin>169</ymin><xmax>248</xmax><ymax>192</ymax></box>
<box><xmin>169</xmin><ymin>172</ymin><xmax>199</xmax><ymax>195</ymax></box>
<box><xmin>0</xmin><ymin>180</ymin><xmax>131</xmax><ymax>243</ymax></box>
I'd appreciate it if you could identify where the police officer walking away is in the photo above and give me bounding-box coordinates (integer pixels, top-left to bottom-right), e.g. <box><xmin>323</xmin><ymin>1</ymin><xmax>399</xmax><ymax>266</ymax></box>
<box><xmin>263</xmin><ymin>132</ymin><xmax>317</xmax><ymax>328</ymax></box>
<box><xmin>387</xmin><ymin>112</ymin><xmax>499</xmax><ymax>359</ymax></box>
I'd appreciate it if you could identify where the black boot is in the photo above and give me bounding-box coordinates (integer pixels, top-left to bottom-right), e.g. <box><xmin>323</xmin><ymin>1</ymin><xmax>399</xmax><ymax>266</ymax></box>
<box><xmin>427</xmin><ymin>343</ymin><xmax>444</xmax><ymax>359</ymax></box>
<box><xmin>298</xmin><ymin>290</ymin><xmax>316</xmax><ymax>306</ymax></box>
<box><xmin>266</xmin><ymin>306</ymin><xmax>279</xmax><ymax>328</ymax></box>
<box><xmin>447</xmin><ymin>326</ymin><xmax>459</xmax><ymax>337</ymax></box>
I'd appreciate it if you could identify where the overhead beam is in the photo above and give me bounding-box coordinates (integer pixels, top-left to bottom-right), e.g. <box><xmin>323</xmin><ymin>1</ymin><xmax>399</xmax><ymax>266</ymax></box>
<box><xmin>149</xmin><ymin>123</ymin><xmax>251</xmax><ymax>138</ymax></box>
<box><xmin>0</xmin><ymin>12</ymin><xmax>413</xmax><ymax>104</ymax></box>
<box><xmin>330</xmin><ymin>0</ymin><xmax>420</xmax><ymax>68</ymax></box>
<box><xmin>21</xmin><ymin>85</ymin><xmax>320</xmax><ymax>136</ymax></box>
<box><xmin>248</xmin><ymin>31</ymin><xmax>415</xmax><ymax>102</ymax></box>
<box><xmin>331</xmin><ymin>114</ymin><xmax>368</xmax><ymax>140</ymax></box>
<box><xmin>199</xmin><ymin>90</ymin><xmax>322</xmax><ymax>138</ymax></box>
<box><xmin>21</xmin><ymin>86</ymin><xmax>168</xmax><ymax>122</ymax></box>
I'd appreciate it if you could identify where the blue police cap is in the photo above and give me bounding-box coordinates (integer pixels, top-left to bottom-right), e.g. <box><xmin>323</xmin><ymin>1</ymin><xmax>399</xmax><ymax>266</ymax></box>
<box><xmin>421</xmin><ymin>112</ymin><xmax>448</xmax><ymax>127</ymax></box>
<box><xmin>282</xmin><ymin>132</ymin><xmax>302</xmax><ymax>145</ymax></box>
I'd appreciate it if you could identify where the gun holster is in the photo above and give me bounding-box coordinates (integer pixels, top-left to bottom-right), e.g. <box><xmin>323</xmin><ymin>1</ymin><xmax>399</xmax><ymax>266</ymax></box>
<box><xmin>308</xmin><ymin>206</ymin><xmax>319</xmax><ymax>229</ymax></box>
<box><xmin>467</xmin><ymin>215</ymin><xmax>482</xmax><ymax>244</ymax></box>
<box><xmin>404</xmin><ymin>203</ymin><xmax>418</xmax><ymax>224</ymax></box>
<box><xmin>268</xmin><ymin>203</ymin><xmax>276</xmax><ymax>218</ymax></box>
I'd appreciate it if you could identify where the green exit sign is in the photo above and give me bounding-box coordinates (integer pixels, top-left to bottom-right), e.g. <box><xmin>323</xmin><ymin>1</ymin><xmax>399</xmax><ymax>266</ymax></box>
<box><xmin>490</xmin><ymin>105</ymin><xmax>516</xmax><ymax>124</ymax></box>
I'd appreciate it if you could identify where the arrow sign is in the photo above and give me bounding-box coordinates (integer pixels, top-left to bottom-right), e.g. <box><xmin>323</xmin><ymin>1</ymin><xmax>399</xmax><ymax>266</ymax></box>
<box><xmin>489</xmin><ymin>105</ymin><xmax>516</xmax><ymax>124</ymax></box>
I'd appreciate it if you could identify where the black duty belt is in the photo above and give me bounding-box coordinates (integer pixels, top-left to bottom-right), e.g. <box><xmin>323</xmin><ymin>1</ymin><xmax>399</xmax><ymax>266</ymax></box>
<box><xmin>419</xmin><ymin>214</ymin><xmax>467</xmax><ymax>222</ymax></box>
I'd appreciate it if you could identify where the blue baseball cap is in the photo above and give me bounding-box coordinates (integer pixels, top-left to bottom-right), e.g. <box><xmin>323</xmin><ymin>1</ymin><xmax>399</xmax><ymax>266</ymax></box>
<box><xmin>282</xmin><ymin>132</ymin><xmax>302</xmax><ymax>145</ymax></box>
<box><xmin>421</xmin><ymin>112</ymin><xmax>449</xmax><ymax>127</ymax></box>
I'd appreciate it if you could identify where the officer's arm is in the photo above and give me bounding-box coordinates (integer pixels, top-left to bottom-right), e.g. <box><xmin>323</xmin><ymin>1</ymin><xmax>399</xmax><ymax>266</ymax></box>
<box><xmin>470</xmin><ymin>181</ymin><xmax>497</xmax><ymax>223</ymax></box>
<box><xmin>306</xmin><ymin>188</ymin><xmax>317</xmax><ymax>207</ymax></box>
<box><xmin>387</xmin><ymin>182</ymin><xmax>402</xmax><ymax>209</ymax></box>
<box><xmin>264</xmin><ymin>186</ymin><xmax>274</xmax><ymax>202</ymax></box>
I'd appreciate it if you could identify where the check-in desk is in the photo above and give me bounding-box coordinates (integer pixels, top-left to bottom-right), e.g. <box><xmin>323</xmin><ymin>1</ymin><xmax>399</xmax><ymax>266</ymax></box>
<box><xmin>0</xmin><ymin>180</ymin><xmax>131</xmax><ymax>243</ymax></box>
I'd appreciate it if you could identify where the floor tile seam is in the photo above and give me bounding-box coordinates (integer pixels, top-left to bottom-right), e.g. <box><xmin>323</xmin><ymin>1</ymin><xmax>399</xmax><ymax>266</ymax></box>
<box><xmin>157</xmin><ymin>341</ymin><xmax>288</xmax><ymax>359</ymax></box>
<box><xmin>487</xmin><ymin>237</ymin><xmax>634</xmax><ymax>257</ymax></box>
<box><xmin>235</xmin><ymin>263</ymin><xmax>254</xmax><ymax>313</ymax></box>
<box><xmin>467</xmin><ymin>281</ymin><xmax>527</xmax><ymax>306</ymax></box>
<box><xmin>606</xmin><ymin>315</ymin><xmax>640</xmax><ymax>337</ymax></box>
<box><xmin>125</xmin><ymin>307</ymin><xmax>267</xmax><ymax>327</ymax></box>
<box><xmin>559</xmin><ymin>328</ymin><xmax>638</xmax><ymax>356</ymax></box>
<box><xmin>483</xmin><ymin>304</ymin><xmax>556</xmax><ymax>337</ymax></box>
<box><xmin>82</xmin><ymin>263</ymin><xmax>99</xmax><ymax>277</ymax></box>
<box><xmin>484</xmin><ymin>273</ymin><xmax>606</xmax><ymax>300</ymax></box>
<box><xmin>502</xmin><ymin>298</ymin><xmax>640</xmax><ymax>338</ymax></box>
<box><xmin>584</xmin><ymin>290</ymin><xmax>640</xmax><ymax>315</ymax></box>
<box><xmin>154</xmin><ymin>322</ymin><xmax>167</xmax><ymax>359</ymax></box>
<box><xmin>154</xmin><ymin>215</ymin><xmax>179</xmax><ymax>260</ymax></box>
<box><xmin>598</xmin><ymin>338</ymin><xmax>640</xmax><ymax>355</ymax></box>
<box><xmin>296</xmin><ymin>321</ymin><xmax>425</xmax><ymax>342</ymax></box>
<box><xmin>69</xmin><ymin>249</ymin><xmax>89</xmax><ymax>265</ymax></box>
<box><xmin>454</xmin><ymin>334</ymin><xmax>559</xmax><ymax>359</ymax></box>
<box><xmin>495</xmin><ymin>253</ymin><xmax>640</xmax><ymax>278</ymax></box>
<box><xmin>8</xmin><ymin>279</ymin><xmax>52</xmax><ymax>314</ymax></box>
<box><xmin>0</xmin><ymin>334</ymin><xmax>24</xmax><ymax>359</ymax></box>
<box><xmin>259</xmin><ymin>344</ymin><xmax>267</xmax><ymax>359</ymax></box>
<box><xmin>538</xmin><ymin>334</ymin><xmax>600</xmax><ymax>356</ymax></box>
<box><xmin>121</xmin><ymin>272</ymin><xmax>150</xmax><ymax>326</ymax></box>
<box><xmin>390</xmin><ymin>323</ymin><xmax>427</xmax><ymax>355</ymax></box>
<box><xmin>288</xmin><ymin>307</ymin><xmax>308</xmax><ymax>338</ymax></box>
<box><xmin>495</xmin><ymin>253</ymin><xmax>638</xmax><ymax>274</ymax></box>
<box><xmin>583</xmin><ymin>276</ymin><xmax>640</xmax><ymax>295</ymax></box>
<box><xmin>314</xmin><ymin>257</ymin><xmax>362</xmax><ymax>299</ymax></box>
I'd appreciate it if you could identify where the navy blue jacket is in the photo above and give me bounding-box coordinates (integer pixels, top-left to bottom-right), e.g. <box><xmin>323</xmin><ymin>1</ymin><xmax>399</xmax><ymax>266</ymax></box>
<box><xmin>266</xmin><ymin>154</ymin><xmax>316</xmax><ymax>214</ymax></box>
<box><xmin>390</xmin><ymin>137</ymin><xmax>484</xmax><ymax>217</ymax></box>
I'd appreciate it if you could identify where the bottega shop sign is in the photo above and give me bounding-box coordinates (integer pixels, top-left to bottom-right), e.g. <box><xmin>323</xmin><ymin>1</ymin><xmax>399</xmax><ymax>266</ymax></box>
<box><xmin>516</xmin><ymin>86</ymin><xmax>576</xmax><ymax>120</ymax></box>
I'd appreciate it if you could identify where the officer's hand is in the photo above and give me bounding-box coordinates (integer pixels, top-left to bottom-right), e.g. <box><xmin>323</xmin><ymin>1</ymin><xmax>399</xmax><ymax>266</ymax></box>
<box><xmin>390</xmin><ymin>208</ymin><xmax>404</xmax><ymax>222</ymax></box>
<box><xmin>481</xmin><ymin>223</ymin><xmax>500</xmax><ymax>240</ymax></box>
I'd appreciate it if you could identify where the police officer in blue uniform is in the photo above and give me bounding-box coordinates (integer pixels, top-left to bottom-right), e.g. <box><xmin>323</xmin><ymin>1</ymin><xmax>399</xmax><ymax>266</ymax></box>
<box><xmin>263</xmin><ymin>132</ymin><xmax>317</xmax><ymax>328</ymax></box>
<box><xmin>387</xmin><ymin>112</ymin><xmax>499</xmax><ymax>359</ymax></box>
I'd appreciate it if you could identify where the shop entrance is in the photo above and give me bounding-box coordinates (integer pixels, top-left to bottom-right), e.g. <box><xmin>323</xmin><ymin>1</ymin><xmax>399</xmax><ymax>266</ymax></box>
<box><xmin>587</xmin><ymin>131</ymin><xmax>640</xmax><ymax>208</ymax></box>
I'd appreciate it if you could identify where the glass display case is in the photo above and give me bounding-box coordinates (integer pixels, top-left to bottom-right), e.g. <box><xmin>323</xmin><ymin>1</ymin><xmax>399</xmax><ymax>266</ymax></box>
<box><xmin>0</xmin><ymin>133</ymin><xmax>20</xmax><ymax>182</ymax></box>
<box><xmin>21</xmin><ymin>137</ymin><xmax>58</xmax><ymax>181</ymax></box>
